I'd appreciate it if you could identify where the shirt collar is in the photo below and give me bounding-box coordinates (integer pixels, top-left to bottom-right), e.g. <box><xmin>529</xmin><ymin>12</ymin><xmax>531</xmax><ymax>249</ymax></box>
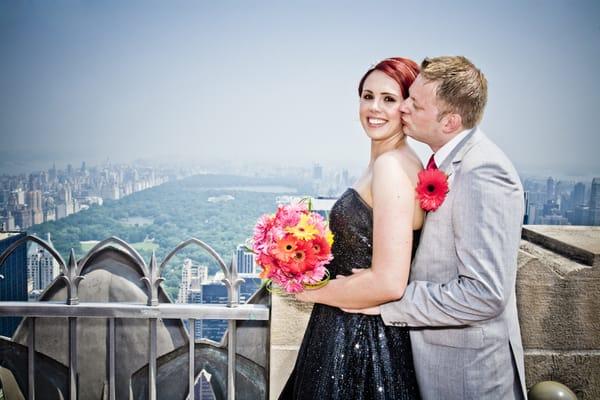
<box><xmin>433</xmin><ymin>128</ymin><xmax>472</xmax><ymax>167</ymax></box>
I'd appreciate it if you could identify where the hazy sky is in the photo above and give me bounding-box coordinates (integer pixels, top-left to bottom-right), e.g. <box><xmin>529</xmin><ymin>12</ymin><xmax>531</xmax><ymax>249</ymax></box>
<box><xmin>1</xmin><ymin>0</ymin><xmax>599</xmax><ymax>176</ymax></box>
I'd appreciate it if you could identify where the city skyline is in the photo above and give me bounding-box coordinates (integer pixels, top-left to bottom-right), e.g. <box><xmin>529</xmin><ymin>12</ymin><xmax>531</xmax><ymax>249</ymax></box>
<box><xmin>2</xmin><ymin>155</ymin><xmax>599</xmax><ymax>235</ymax></box>
<box><xmin>1</xmin><ymin>1</ymin><xmax>599</xmax><ymax>176</ymax></box>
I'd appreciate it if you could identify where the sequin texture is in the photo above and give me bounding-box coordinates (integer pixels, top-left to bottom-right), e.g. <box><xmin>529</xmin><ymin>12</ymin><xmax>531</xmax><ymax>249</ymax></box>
<box><xmin>279</xmin><ymin>188</ymin><xmax>421</xmax><ymax>399</ymax></box>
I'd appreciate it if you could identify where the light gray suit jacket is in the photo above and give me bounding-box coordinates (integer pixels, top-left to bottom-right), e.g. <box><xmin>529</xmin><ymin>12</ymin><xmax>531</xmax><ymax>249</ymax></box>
<box><xmin>381</xmin><ymin>128</ymin><xmax>527</xmax><ymax>399</ymax></box>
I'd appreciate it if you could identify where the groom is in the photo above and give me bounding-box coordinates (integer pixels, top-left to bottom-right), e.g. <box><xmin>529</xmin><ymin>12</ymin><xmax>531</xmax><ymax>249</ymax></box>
<box><xmin>348</xmin><ymin>56</ymin><xmax>527</xmax><ymax>399</ymax></box>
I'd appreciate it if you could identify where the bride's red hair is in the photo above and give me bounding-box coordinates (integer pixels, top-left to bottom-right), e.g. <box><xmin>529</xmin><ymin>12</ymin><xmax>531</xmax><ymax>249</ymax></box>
<box><xmin>358</xmin><ymin>57</ymin><xmax>419</xmax><ymax>99</ymax></box>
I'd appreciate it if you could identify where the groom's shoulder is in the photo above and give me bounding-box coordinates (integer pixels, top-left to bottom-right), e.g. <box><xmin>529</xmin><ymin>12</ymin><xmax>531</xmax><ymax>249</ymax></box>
<box><xmin>462</xmin><ymin>130</ymin><xmax>517</xmax><ymax>171</ymax></box>
<box><xmin>459</xmin><ymin>130</ymin><xmax>521</xmax><ymax>184</ymax></box>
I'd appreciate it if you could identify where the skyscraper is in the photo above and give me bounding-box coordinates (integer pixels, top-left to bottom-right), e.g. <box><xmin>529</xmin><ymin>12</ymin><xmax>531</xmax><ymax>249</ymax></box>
<box><xmin>49</xmin><ymin>163</ymin><xmax>57</xmax><ymax>182</ymax></box>
<box><xmin>523</xmin><ymin>192</ymin><xmax>530</xmax><ymax>224</ymax></box>
<box><xmin>177</xmin><ymin>258</ymin><xmax>208</xmax><ymax>303</ymax></box>
<box><xmin>3</xmin><ymin>211</ymin><xmax>15</xmax><ymax>231</ymax></box>
<box><xmin>236</xmin><ymin>245</ymin><xmax>256</xmax><ymax>275</ymax></box>
<box><xmin>571</xmin><ymin>182</ymin><xmax>586</xmax><ymax>207</ymax></box>
<box><xmin>546</xmin><ymin>177</ymin><xmax>556</xmax><ymax>202</ymax></box>
<box><xmin>313</xmin><ymin>163</ymin><xmax>323</xmax><ymax>180</ymax></box>
<box><xmin>195</xmin><ymin>370</ymin><xmax>216</xmax><ymax>400</ymax></box>
<box><xmin>590</xmin><ymin>178</ymin><xmax>600</xmax><ymax>209</ymax></box>
<box><xmin>27</xmin><ymin>190</ymin><xmax>43</xmax><ymax>225</ymax></box>
<box><xmin>0</xmin><ymin>231</ymin><xmax>27</xmax><ymax>337</ymax></box>
<box><xmin>14</xmin><ymin>207</ymin><xmax>32</xmax><ymax>230</ymax></box>
<box><xmin>27</xmin><ymin>233</ymin><xmax>60</xmax><ymax>300</ymax></box>
<box><xmin>589</xmin><ymin>178</ymin><xmax>600</xmax><ymax>225</ymax></box>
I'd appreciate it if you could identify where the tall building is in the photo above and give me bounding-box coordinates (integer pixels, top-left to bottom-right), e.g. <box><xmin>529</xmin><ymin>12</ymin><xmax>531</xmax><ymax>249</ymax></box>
<box><xmin>6</xmin><ymin>211</ymin><xmax>15</xmax><ymax>231</ymax></box>
<box><xmin>195</xmin><ymin>370</ymin><xmax>216</xmax><ymax>400</ymax></box>
<box><xmin>177</xmin><ymin>259</ymin><xmax>208</xmax><ymax>303</ymax></box>
<box><xmin>27</xmin><ymin>190</ymin><xmax>43</xmax><ymax>211</ymax></box>
<box><xmin>27</xmin><ymin>190</ymin><xmax>44</xmax><ymax>225</ymax></box>
<box><xmin>571</xmin><ymin>182</ymin><xmax>586</xmax><ymax>207</ymax></box>
<box><xmin>14</xmin><ymin>189</ymin><xmax>25</xmax><ymax>206</ymax></box>
<box><xmin>28</xmin><ymin>173</ymin><xmax>41</xmax><ymax>191</ymax></box>
<box><xmin>554</xmin><ymin>180</ymin><xmax>563</xmax><ymax>200</ymax></box>
<box><xmin>590</xmin><ymin>178</ymin><xmax>600</xmax><ymax>209</ymax></box>
<box><xmin>198</xmin><ymin>281</ymin><xmax>230</xmax><ymax>340</ymax></box>
<box><xmin>528</xmin><ymin>204</ymin><xmax>539</xmax><ymax>225</ymax></box>
<box><xmin>523</xmin><ymin>192</ymin><xmax>531</xmax><ymax>224</ymax></box>
<box><xmin>0</xmin><ymin>231</ymin><xmax>27</xmax><ymax>337</ymax></box>
<box><xmin>14</xmin><ymin>207</ymin><xmax>32</xmax><ymax>230</ymax></box>
<box><xmin>0</xmin><ymin>189</ymin><xmax>9</xmax><ymax>206</ymax></box>
<box><xmin>49</xmin><ymin>163</ymin><xmax>57</xmax><ymax>182</ymax></box>
<box><xmin>27</xmin><ymin>233</ymin><xmax>60</xmax><ymax>300</ymax></box>
<box><xmin>568</xmin><ymin>205</ymin><xmax>589</xmax><ymax>226</ymax></box>
<box><xmin>236</xmin><ymin>245</ymin><xmax>256</xmax><ymax>274</ymax></box>
<box><xmin>589</xmin><ymin>178</ymin><xmax>600</xmax><ymax>225</ymax></box>
<box><xmin>546</xmin><ymin>177</ymin><xmax>556</xmax><ymax>202</ymax></box>
<box><xmin>313</xmin><ymin>163</ymin><xmax>323</xmax><ymax>180</ymax></box>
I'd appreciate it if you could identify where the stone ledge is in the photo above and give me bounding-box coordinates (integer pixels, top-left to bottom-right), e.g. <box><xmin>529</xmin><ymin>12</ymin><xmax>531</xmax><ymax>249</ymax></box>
<box><xmin>522</xmin><ymin>226</ymin><xmax>600</xmax><ymax>266</ymax></box>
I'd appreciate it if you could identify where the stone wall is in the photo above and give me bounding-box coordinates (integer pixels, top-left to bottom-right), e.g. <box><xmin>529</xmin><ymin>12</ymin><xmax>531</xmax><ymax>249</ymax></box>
<box><xmin>269</xmin><ymin>226</ymin><xmax>600</xmax><ymax>399</ymax></box>
<box><xmin>269</xmin><ymin>292</ymin><xmax>313</xmax><ymax>400</ymax></box>
<box><xmin>517</xmin><ymin>226</ymin><xmax>600</xmax><ymax>400</ymax></box>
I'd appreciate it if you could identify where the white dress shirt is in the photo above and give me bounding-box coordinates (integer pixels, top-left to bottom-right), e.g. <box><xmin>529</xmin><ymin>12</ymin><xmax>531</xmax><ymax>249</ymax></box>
<box><xmin>432</xmin><ymin>128</ymin><xmax>473</xmax><ymax>167</ymax></box>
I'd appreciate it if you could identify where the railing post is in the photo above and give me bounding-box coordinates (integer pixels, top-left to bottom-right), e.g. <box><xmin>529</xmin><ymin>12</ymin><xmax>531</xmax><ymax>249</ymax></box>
<box><xmin>223</xmin><ymin>255</ymin><xmax>244</xmax><ymax>400</ymax></box>
<box><xmin>141</xmin><ymin>252</ymin><xmax>163</xmax><ymax>400</ymax></box>
<box><xmin>69</xmin><ymin>317</ymin><xmax>77</xmax><ymax>400</ymax></box>
<box><xmin>28</xmin><ymin>318</ymin><xmax>35</xmax><ymax>400</ymax></box>
<box><xmin>148</xmin><ymin>318</ymin><xmax>157</xmax><ymax>400</ymax></box>
<box><xmin>227</xmin><ymin>320</ymin><xmax>236</xmax><ymax>400</ymax></box>
<box><xmin>188</xmin><ymin>318</ymin><xmax>195</xmax><ymax>400</ymax></box>
<box><xmin>108</xmin><ymin>318</ymin><xmax>116</xmax><ymax>400</ymax></box>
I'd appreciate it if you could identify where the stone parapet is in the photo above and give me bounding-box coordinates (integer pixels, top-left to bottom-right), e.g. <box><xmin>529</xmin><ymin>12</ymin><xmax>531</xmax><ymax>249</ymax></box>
<box><xmin>518</xmin><ymin>226</ymin><xmax>600</xmax><ymax>399</ymax></box>
<box><xmin>269</xmin><ymin>292</ymin><xmax>313</xmax><ymax>400</ymax></box>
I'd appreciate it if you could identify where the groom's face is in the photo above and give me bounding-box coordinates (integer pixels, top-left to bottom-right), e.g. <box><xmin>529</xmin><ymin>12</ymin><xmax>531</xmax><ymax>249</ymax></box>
<box><xmin>400</xmin><ymin>75</ymin><xmax>445</xmax><ymax>147</ymax></box>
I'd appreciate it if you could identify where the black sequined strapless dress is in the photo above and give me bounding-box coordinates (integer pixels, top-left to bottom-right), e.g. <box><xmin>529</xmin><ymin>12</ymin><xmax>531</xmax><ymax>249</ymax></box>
<box><xmin>279</xmin><ymin>188</ymin><xmax>421</xmax><ymax>400</ymax></box>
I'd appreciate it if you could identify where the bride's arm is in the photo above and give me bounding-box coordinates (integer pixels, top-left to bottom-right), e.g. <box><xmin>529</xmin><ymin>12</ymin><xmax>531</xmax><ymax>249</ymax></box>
<box><xmin>296</xmin><ymin>153</ymin><xmax>415</xmax><ymax>309</ymax></box>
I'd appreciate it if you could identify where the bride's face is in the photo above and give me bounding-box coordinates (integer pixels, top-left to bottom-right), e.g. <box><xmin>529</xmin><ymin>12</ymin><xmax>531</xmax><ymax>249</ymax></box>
<box><xmin>359</xmin><ymin>70</ymin><xmax>404</xmax><ymax>141</ymax></box>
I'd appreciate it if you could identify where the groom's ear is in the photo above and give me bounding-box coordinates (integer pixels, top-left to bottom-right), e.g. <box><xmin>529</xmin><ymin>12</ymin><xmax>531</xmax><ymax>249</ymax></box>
<box><xmin>442</xmin><ymin>113</ymin><xmax>463</xmax><ymax>134</ymax></box>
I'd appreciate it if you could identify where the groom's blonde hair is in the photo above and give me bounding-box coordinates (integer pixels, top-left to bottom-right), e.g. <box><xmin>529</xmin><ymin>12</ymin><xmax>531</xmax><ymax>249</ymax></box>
<box><xmin>421</xmin><ymin>56</ymin><xmax>487</xmax><ymax>129</ymax></box>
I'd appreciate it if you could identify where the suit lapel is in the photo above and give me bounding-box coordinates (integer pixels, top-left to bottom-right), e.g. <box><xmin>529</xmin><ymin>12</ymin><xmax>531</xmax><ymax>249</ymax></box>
<box><xmin>439</xmin><ymin>128</ymin><xmax>482</xmax><ymax>179</ymax></box>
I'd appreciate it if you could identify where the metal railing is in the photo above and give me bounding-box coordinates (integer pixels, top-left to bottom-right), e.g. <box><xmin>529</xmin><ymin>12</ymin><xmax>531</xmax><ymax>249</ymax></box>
<box><xmin>0</xmin><ymin>235</ymin><xmax>270</xmax><ymax>400</ymax></box>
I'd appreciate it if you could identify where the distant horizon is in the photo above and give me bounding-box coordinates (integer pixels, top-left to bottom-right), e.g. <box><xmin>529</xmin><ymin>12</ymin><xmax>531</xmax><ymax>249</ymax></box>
<box><xmin>1</xmin><ymin>154</ymin><xmax>598</xmax><ymax>184</ymax></box>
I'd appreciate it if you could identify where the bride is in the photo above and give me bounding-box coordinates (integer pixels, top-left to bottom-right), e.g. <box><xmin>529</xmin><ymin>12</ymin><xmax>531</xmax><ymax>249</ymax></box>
<box><xmin>279</xmin><ymin>57</ymin><xmax>424</xmax><ymax>400</ymax></box>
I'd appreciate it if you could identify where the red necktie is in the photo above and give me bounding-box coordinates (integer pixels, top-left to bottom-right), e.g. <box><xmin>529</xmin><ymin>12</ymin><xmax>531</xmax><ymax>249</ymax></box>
<box><xmin>426</xmin><ymin>154</ymin><xmax>438</xmax><ymax>170</ymax></box>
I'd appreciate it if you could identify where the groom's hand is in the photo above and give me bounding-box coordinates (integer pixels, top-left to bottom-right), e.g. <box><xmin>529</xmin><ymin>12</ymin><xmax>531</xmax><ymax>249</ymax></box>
<box><xmin>341</xmin><ymin>305</ymin><xmax>381</xmax><ymax>315</ymax></box>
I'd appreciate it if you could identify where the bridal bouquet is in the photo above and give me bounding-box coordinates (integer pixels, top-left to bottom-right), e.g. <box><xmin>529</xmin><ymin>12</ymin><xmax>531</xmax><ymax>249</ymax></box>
<box><xmin>251</xmin><ymin>201</ymin><xmax>334</xmax><ymax>293</ymax></box>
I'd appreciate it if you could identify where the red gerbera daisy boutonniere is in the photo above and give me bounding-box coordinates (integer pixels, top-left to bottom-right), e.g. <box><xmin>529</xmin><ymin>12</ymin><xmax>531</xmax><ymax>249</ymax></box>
<box><xmin>416</xmin><ymin>169</ymin><xmax>449</xmax><ymax>212</ymax></box>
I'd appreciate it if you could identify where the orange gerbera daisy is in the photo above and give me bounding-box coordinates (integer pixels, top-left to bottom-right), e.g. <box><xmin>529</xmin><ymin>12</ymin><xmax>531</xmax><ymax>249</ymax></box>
<box><xmin>272</xmin><ymin>234</ymin><xmax>299</xmax><ymax>262</ymax></box>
